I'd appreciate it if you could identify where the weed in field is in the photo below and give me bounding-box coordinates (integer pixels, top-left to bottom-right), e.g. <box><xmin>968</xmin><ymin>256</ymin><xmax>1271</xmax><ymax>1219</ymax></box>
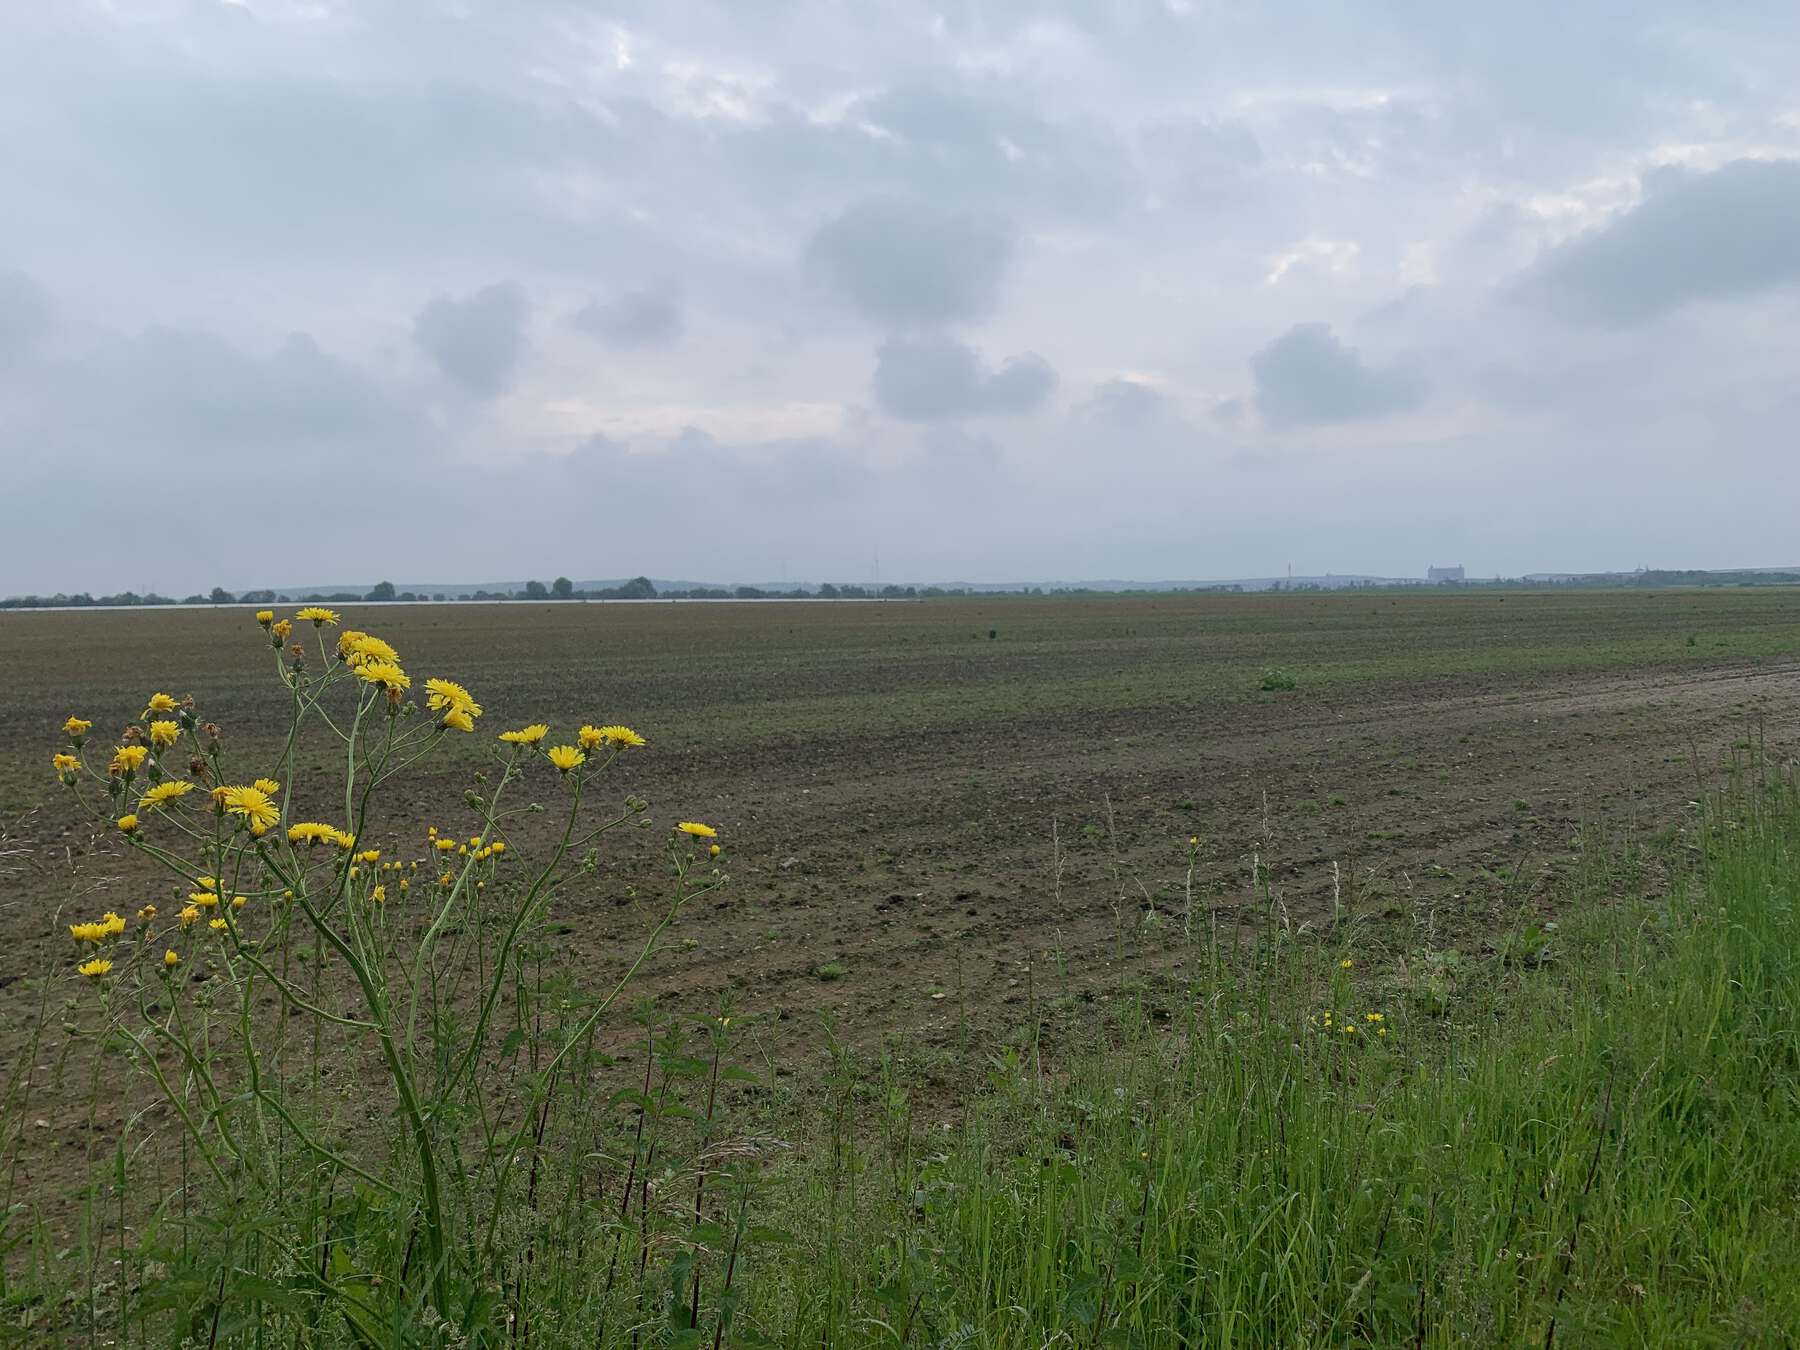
<box><xmin>22</xmin><ymin>609</ymin><xmax>740</xmax><ymax>1342</ymax></box>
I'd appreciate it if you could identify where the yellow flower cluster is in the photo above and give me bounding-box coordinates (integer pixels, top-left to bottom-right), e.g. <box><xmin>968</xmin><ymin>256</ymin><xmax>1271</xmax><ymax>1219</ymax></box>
<box><xmin>425</xmin><ymin>679</ymin><xmax>482</xmax><ymax>733</ymax></box>
<box><xmin>221</xmin><ymin>785</ymin><xmax>280</xmax><ymax>836</ymax></box>
<box><xmin>109</xmin><ymin>745</ymin><xmax>149</xmax><ymax>776</ymax></box>
<box><xmin>357</xmin><ymin>661</ymin><xmax>411</xmax><ymax>693</ymax></box>
<box><xmin>69</xmin><ymin>912</ymin><xmax>127</xmax><ymax>943</ymax></box>
<box><xmin>499</xmin><ymin>723</ymin><xmax>549</xmax><ymax>746</ymax></box>
<box><xmin>139</xmin><ymin>780</ymin><xmax>194</xmax><ymax>810</ymax></box>
<box><xmin>339</xmin><ymin>630</ymin><xmax>400</xmax><ymax>668</ymax></box>
<box><xmin>1316</xmin><ymin>1010</ymin><xmax>1389</xmax><ymax>1038</ymax></box>
<box><xmin>580</xmin><ymin>724</ymin><xmax>647</xmax><ymax>750</ymax></box>
<box><xmin>288</xmin><ymin>822</ymin><xmax>356</xmax><ymax>848</ymax></box>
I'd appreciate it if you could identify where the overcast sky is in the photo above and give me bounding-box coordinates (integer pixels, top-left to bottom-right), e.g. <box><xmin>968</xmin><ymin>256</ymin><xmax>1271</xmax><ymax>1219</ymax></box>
<box><xmin>4</xmin><ymin>1</ymin><xmax>1800</xmax><ymax>594</ymax></box>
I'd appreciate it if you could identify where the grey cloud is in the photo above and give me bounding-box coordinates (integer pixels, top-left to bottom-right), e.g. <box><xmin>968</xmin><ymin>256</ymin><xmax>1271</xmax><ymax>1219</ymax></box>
<box><xmin>0</xmin><ymin>270</ymin><xmax>50</xmax><ymax>366</ymax></box>
<box><xmin>1526</xmin><ymin>159</ymin><xmax>1800</xmax><ymax>324</ymax></box>
<box><xmin>413</xmin><ymin>282</ymin><xmax>528</xmax><ymax>397</ymax></box>
<box><xmin>806</xmin><ymin>197</ymin><xmax>1013</xmax><ymax>327</ymax></box>
<box><xmin>1078</xmin><ymin>378</ymin><xmax>1177</xmax><ymax>431</ymax></box>
<box><xmin>1069</xmin><ymin>378</ymin><xmax>1207</xmax><ymax>460</ymax></box>
<box><xmin>872</xmin><ymin>335</ymin><xmax>1056</xmax><ymax>420</ymax></box>
<box><xmin>572</xmin><ymin>278</ymin><xmax>683</xmax><ymax>347</ymax></box>
<box><xmin>1250</xmin><ymin>323</ymin><xmax>1424</xmax><ymax>427</ymax></box>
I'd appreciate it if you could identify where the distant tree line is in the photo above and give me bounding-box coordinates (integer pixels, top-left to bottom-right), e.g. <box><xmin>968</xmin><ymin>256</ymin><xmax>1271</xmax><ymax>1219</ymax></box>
<box><xmin>2</xmin><ymin>576</ymin><xmax>941</xmax><ymax>609</ymax></box>
<box><xmin>18</xmin><ymin>566</ymin><xmax>1799</xmax><ymax>611</ymax></box>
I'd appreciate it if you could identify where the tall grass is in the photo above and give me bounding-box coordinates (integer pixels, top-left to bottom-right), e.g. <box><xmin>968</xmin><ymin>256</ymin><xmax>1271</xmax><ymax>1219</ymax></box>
<box><xmin>9</xmin><ymin>627</ymin><xmax>1800</xmax><ymax>1345</ymax></box>
<box><xmin>738</xmin><ymin>769</ymin><xmax>1800</xmax><ymax>1345</ymax></box>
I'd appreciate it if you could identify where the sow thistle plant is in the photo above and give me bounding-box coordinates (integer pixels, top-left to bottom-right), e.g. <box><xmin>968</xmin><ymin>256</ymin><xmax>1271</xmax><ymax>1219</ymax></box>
<box><xmin>48</xmin><ymin>608</ymin><xmax>729</xmax><ymax>1342</ymax></box>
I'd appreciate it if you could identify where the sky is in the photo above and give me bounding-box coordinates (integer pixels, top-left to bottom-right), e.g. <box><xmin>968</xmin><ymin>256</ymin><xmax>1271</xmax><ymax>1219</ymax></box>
<box><xmin>4</xmin><ymin>1</ymin><xmax>1800</xmax><ymax>595</ymax></box>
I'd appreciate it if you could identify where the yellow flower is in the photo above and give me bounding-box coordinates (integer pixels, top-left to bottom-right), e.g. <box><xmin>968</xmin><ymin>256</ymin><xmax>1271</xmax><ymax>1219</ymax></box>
<box><xmin>179</xmin><ymin>905</ymin><xmax>199</xmax><ymax>928</ymax></box>
<box><xmin>101</xmin><ymin>911</ymin><xmax>126</xmax><ymax>936</ymax></box>
<box><xmin>210</xmin><ymin>785</ymin><xmax>231</xmax><ymax>808</ymax></box>
<box><xmin>143</xmin><ymin>692</ymin><xmax>178</xmax><ymax>717</ymax></box>
<box><xmin>271</xmin><ymin>619</ymin><xmax>293</xmax><ymax>641</ymax></box>
<box><xmin>439</xmin><ymin>871</ymin><xmax>454</xmax><ymax>886</ymax></box>
<box><xmin>467</xmin><ymin>836</ymin><xmax>481</xmax><ymax>847</ymax></box>
<box><xmin>231</xmin><ymin>895</ymin><xmax>247</xmax><ymax>909</ymax></box>
<box><xmin>64</xmin><ymin>716</ymin><xmax>92</xmax><ymax>738</ymax></box>
<box><xmin>1339</xmin><ymin>958</ymin><xmax>1353</xmax><ymax>970</ymax></box>
<box><xmin>148</xmin><ymin>720</ymin><xmax>180</xmax><ymax>748</ymax></box>
<box><xmin>163</xmin><ymin>949</ymin><xmax>181</xmax><ymax>968</ymax></box>
<box><xmin>53</xmin><ymin>752</ymin><xmax>80</xmax><ymax>776</ymax></box>
<box><xmin>709</xmin><ymin>843</ymin><xmax>721</xmax><ymax>858</ymax></box>
<box><xmin>222</xmin><ymin>785</ymin><xmax>280</xmax><ymax>836</ymax></box>
<box><xmin>295</xmin><ymin>607</ymin><xmax>339</xmax><ymax>625</ymax></box>
<box><xmin>137</xmin><ymin>904</ymin><xmax>156</xmax><ymax>921</ymax></box>
<box><xmin>191</xmin><ymin>892</ymin><xmax>219</xmax><ymax>908</ymax></box>
<box><xmin>209</xmin><ymin>918</ymin><xmax>229</xmax><ymax>931</ymax></box>
<box><xmin>139</xmin><ymin>780</ymin><xmax>194</xmax><ymax>811</ymax></box>
<box><xmin>287</xmin><ymin>822</ymin><xmax>340</xmax><ymax>846</ymax></box>
<box><xmin>442</xmin><ymin>707</ymin><xmax>475</xmax><ymax>733</ymax></box>
<box><xmin>109</xmin><ymin>745</ymin><xmax>149</xmax><ymax>775</ymax></box>
<box><xmin>333</xmin><ymin>829</ymin><xmax>356</xmax><ymax>849</ymax></box>
<box><xmin>253</xmin><ymin>777</ymin><xmax>281</xmax><ymax>795</ymax></box>
<box><xmin>435</xmin><ymin>837</ymin><xmax>456</xmax><ymax>852</ymax></box>
<box><xmin>69</xmin><ymin>921</ymin><xmax>108</xmax><ymax>943</ymax></box>
<box><xmin>585</xmin><ymin>724</ymin><xmax>646</xmax><ymax>750</ymax></box>
<box><xmin>676</xmin><ymin>821</ymin><xmax>718</xmax><ymax>839</ymax></box>
<box><xmin>425</xmin><ymin>678</ymin><xmax>482</xmax><ymax>719</ymax></box>
<box><xmin>546</xmin><ymin>744</ymin><xmax>585</xmax><ymax>773</ymax></box>
<box><xmin>78</xmin><ymin>958</ymin><xmax>112</xmax><ymax>979</ymax></box>
<box><xmin>490</xmin><ymin>841</ymin><xmax>505</xmax><ymax>855</ymax></box>
<box><xmin>255</xmin><ymin>609</ymin><xmax>274</xmax><ymax>626</ymax></box>
<box><xmin>356</xmin><ymin>661</ymin><xmax>411</xmax><ymax>693</ymax></box>
<box><xmin>1364</xmin><ymin>1012</ymin><xmax>1384</xmax><ymax>1022</ymax></box>
<box><xmin>356</xmin><ymin>849</ymin><xmax>381</xmax><ymax>863</ymax></box>
<box><xmin>339</xmin><ymin>631</ymin><xmax>401</xmax><ymax>668</ymax></box>
<box><xmin>499</xmin><ymin>724</ymin><xmax>549</xmax><ymax>746</ymax></box>
<box><xmin>371</xmin><ymin>885</ymin><xmax>386</xmax><ymax>903</ymax></box>
<box><xmin>197</xmin><ymin>876</ymin><xmax>217</xmax><ymax>890</ymax></box>
<box><xmin>116</xmin><ymin>813</ymin><xmax>140</xmax><ymax>834</ymax></box>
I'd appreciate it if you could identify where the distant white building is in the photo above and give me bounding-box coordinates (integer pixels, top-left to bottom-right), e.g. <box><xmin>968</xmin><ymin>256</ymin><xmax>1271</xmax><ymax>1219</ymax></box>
<box><xmin>1427</xmin><ymin>564</ymin><xmax>1466</xmax><ymax>583</ymax></box>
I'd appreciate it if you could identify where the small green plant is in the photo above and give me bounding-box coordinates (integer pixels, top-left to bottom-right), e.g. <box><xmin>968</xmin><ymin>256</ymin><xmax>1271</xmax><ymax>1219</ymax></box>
<box><xmin>815</xmin><ymin>961</ymin><xmax>849</xmax><ymax>981</ymax></box>
<box><xmin>1259</xmin><ymin>667</ymin><xmax>1298</xmax><ymax>691</ymax></box>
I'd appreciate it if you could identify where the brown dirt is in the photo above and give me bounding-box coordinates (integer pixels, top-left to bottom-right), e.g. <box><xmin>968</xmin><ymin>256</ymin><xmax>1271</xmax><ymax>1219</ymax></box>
<box><xmin>2</xmin><ymin>593</ymin><xmax>1797</xmax><ymax>1233</ymax></box>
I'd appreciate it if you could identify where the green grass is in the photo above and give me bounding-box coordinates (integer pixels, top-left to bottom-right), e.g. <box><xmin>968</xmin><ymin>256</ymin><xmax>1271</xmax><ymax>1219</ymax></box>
<box><xmin>726</xmin><ymin>772</ymin><xmax>1800</xmax><ymax>1344</ymax></box>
